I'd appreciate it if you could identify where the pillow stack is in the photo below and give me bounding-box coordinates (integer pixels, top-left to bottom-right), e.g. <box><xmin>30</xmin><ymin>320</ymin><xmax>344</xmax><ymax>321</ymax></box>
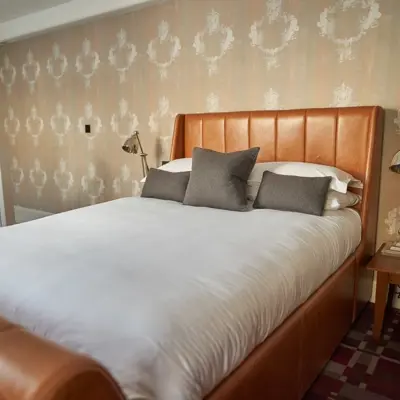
<box><xmin>247</xmin><ymin>162</ymin><xmax>361</xmax><ymax>214</ymax></box>
<box><xmin>141</xmin><ymin>149</ymin><xmax>361</xmax><ymax>216</ymax></box>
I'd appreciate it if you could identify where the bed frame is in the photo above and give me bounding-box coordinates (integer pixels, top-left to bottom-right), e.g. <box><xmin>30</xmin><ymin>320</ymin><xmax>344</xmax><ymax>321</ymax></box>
<box><xmin>0</xmin><ymin>106</ymin><xmax>384</xmax><ymax>400</ymax></box>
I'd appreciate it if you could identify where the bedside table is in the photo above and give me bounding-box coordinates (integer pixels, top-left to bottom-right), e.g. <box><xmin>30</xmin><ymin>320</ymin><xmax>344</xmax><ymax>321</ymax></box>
<box><xmin>367</xmin><ymin>243</ymin><xmax>400</xmax><ymax>341</ymax></box>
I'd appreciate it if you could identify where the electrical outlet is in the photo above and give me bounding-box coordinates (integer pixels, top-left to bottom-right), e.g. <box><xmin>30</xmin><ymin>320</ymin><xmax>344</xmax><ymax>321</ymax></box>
<box><xmin>85</xmin><ymin>124</ymin><xmax>91</xmax><ymax>133</ymax></box>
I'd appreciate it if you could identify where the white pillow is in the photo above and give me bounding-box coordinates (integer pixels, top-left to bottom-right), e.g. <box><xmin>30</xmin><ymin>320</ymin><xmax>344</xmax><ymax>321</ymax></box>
<box><xmin>324</xmin><ymin>190</ymin><xmax>361</xmax><ymax>211</ymax></box>
<box><xmin>248</xmin><ymin>162</ymin><xmax>362</xmax><ymax>194</ymax></box>
<box><xmin>141</xmin><ymin>158</ymin><xmax>192</xmax><ymax>183</ymax></box>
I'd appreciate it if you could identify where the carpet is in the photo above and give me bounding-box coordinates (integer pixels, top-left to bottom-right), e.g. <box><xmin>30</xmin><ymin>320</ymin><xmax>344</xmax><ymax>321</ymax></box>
<box><xmin>305</xmin><ymin>304</ymin><xmax>400</xmax><ymax>400</ymax></box>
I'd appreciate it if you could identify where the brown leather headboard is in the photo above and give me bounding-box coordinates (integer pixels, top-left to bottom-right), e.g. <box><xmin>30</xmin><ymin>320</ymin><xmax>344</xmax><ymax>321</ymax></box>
<box><xmin>170</xmin><ymin>106</ymin><xmax>384</xmax><ymax>261</ymax></box>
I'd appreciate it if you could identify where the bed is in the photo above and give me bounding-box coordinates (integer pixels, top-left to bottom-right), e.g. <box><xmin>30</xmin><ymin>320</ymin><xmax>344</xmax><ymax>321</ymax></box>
<box><xmin>0</xmin><ymin>106</ymin><xmax>384</xmax><ymax>400</ymax></box>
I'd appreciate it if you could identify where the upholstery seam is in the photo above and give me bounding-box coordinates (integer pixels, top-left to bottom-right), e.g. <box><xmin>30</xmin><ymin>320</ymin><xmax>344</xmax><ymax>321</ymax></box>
<box><xmin>334</xmin><ymin>108</ymin><xmax>339</xmax><ymax>166</ymax></box>
<box><xmin>274</xmin><ymin>111</ymin><xmax>278</xmax><ymax>161</ymax></box>
<box><xmin>248</xmin><ymin>113</ymin><xmax>251</xmax><ymax>149</ymax></box>
<box><xmin>304</xmin><ymin>110</ymin><xmax>307</xmax><ymax>161</ymax></box>
<box><xmin>365</xmin><ymin>112</ymin><xmax>372</xmax><ymax>184</ymax></box>
<box><xmin>223</xmin><ymin>116</ymin><xmax>226</xmax><ymax>152</ymax></box>
<box><xmin>182</xmin><ymin>115</ymin><xmax>186</xmax><ymax>158</ymax></box>
<box><xmin>200</xmin><ymin>117</ymin><xmax>203</xmax><ymax>148</ymax></box>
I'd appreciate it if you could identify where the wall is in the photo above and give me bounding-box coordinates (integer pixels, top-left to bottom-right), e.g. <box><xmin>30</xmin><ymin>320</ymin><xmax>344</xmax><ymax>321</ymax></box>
<box><xmin>0</xmin><ymin>0</ymin><xmax>399</xmax><ymax>245</ymax></box>
<box><xmin>0</xmin><ymin>0</ymin><xmax>156</xmax><ymax>43</ymax></box>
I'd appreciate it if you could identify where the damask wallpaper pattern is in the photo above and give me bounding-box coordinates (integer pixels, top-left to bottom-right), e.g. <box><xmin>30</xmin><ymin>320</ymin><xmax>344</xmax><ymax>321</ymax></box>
<box><xmin>0</xmin><ymin>0</ymin><xmax>399</xmax><ymax>246</ymax></box>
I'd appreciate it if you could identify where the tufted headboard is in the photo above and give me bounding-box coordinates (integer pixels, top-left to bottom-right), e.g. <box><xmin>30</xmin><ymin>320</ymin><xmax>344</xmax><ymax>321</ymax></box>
<box><xmin>170</xmin><ymin>106</ymin><xmax>384</xmax><ymax>270</ymax></box>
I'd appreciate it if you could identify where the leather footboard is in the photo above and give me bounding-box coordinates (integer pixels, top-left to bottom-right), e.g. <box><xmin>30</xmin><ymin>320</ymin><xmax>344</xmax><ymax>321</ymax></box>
<box><xmin>0</xmin><ymin>318</ymin><xmax>125</xmax><ymax>400</ymax></box>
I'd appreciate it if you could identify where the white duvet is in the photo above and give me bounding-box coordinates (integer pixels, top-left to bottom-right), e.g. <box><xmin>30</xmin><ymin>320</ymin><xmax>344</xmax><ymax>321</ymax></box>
<box><xmin>0</xmin><ymin>198</ymin><xmax>361</xmax><ymax>400</ymax></box>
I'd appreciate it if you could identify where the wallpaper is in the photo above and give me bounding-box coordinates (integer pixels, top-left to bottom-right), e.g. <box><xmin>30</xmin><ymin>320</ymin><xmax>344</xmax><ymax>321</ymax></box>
<box><xmin>0</xmin><ymin>0</ymin><xmax>400</xmax><ymax>245</ymax></box>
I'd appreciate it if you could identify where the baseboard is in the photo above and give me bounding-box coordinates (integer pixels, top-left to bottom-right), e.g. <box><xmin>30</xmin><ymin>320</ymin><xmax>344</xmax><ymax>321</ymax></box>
<box><xmin>14</xmin><ymin>206</ymin><xmax>53</xmax><ymax>224</ymax></box>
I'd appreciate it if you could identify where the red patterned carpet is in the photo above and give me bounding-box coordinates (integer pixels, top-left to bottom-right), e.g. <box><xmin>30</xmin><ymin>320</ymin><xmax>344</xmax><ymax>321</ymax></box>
<box><xmin>305</xmin><ymin>304</ymin><xmax>400</xmax><ymax>400</ymax></box>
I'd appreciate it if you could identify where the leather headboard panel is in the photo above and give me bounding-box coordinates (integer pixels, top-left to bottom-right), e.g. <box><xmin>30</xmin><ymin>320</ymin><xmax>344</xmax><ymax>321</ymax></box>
<box><xmin>170</xmin><ymin>106</ymin><xmax>384</xmax><ymax>260</ymax></box>
<box><xmin>171</xmin><ymin>107</ymin><xmax>381</xmax><ymax>183</ymax></box>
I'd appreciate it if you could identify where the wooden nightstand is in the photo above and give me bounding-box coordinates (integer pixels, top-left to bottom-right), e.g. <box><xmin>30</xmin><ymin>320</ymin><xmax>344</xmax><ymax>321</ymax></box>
<box><xmin>367</xmin><ymin>243</ymin><xmax>400</xmax><ymax>341</ymax></box>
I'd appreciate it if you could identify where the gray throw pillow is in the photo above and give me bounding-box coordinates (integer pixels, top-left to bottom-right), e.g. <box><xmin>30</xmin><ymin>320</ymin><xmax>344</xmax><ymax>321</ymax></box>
<box><xmin>183</xmin><ymin>147</ymin><xmax>260</xmax><ymax>211</ymax></box>
<box><xmin>253</xmin><ymin>171</ymin><xmax>331</xmax><ymax>216</ymax></box>
<box><xmin>141</xmin><ymin>169</ymin><xmax>190</xmax><ymax>203</ymax></box>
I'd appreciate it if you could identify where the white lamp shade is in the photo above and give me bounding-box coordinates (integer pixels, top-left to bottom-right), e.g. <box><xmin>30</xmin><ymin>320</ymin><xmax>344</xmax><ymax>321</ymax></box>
<box><xmin>390</xmin><ymin>151</ymin><xmax>400</xmax><ymax>173</ymax></box>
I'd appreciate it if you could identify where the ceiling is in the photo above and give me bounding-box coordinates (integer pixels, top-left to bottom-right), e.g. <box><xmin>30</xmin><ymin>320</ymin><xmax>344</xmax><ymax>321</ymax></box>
<box><xmin>0</xmin><ymin>0</ymin><xmax>72</xmax><ymax>23</ymax></box>
<box><xmin>0</xmin><ymin>0</ymin><xmax>155</xmax><ymax>43</ymax></box>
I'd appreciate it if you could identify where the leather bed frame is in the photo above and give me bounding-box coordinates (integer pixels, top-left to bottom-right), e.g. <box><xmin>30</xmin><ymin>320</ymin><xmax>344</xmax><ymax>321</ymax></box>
<box><xmin>0</xmin><ymin>106</ymin><xmax>384</xmax><ymax>400</ymax></box>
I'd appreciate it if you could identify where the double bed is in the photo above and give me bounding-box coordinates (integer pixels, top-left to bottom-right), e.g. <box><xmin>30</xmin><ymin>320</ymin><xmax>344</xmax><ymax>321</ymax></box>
<box><xmin>0</xmin><ymin>106</ymin><xmax>384</xmax><ymax>400</ymax></box>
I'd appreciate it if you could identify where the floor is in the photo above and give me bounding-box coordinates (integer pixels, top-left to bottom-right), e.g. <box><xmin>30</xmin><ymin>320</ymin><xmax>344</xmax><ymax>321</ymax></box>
<box><xmin>305</xmin><ymin>304</ymin><xmax>400</xmax><ymax>400</ymax></box>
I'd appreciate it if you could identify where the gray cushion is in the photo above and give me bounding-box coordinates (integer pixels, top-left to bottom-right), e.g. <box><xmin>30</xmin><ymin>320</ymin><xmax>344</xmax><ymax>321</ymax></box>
<box><xmin>183</xmin><ymin>147</ymin><xmax>260</xmax><ymax>211</ymax></box>
<box><xmin>141</xmin><ymin>168</ymin><xmax>190</xmax><ymax>202</ymax></box>
<box><xmin>253</xmin><ymin>171</ymin><xmax>331</xmax><ymax>216</ymax></box>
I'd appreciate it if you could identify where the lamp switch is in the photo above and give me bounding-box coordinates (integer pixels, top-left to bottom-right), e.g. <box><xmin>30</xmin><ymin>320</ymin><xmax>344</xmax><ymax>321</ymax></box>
<box><xmin>85</xmin><ymin>124</ymin><xmax>91</xmax><ymax>133</ymax></box>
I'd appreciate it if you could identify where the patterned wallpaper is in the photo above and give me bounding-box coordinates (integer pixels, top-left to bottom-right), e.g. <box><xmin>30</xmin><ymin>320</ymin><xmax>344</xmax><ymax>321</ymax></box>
<box><xmin>0</xmin><ymin>0</ymin><xmax>400</xmax><ymax>245</ymax></box>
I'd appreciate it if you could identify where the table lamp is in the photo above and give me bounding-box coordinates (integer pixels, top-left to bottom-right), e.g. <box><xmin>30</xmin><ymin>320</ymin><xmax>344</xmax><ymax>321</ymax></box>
<box><xmin>122</xmin><ymin>131</ymin><xmax>149</xmax><ymax>178</ymax></box>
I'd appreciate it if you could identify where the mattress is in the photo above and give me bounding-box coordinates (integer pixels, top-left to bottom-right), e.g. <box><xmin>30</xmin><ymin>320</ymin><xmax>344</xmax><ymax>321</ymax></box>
<box><xmin>0</xmin><ymin>198</ymin><xmax>361</xmax><ymax>400</ymax></box>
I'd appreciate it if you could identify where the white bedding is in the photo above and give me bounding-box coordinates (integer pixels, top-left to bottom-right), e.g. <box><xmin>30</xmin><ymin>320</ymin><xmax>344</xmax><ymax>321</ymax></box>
<box><xmin>0</xmin><ymin>198</ymin><xmax>361</xmax><ymax>400</ymax></box>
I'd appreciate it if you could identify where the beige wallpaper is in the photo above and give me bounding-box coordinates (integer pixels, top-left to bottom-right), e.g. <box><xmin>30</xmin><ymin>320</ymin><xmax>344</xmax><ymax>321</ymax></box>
<box><xmin>0</xmin><ymin>0</ymin><xmax>400</xmax><ymax>245</ymax></box>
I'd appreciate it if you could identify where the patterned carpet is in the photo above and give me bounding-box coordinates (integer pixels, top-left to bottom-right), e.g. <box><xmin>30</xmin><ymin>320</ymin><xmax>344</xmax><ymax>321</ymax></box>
<box><xmin>305</xmin><ymin>304</ymin><xmax>400</xmax><ymax>400</ymax></box>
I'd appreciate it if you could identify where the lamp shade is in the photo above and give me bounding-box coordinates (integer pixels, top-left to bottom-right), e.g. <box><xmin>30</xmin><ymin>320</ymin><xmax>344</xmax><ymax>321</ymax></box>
<box><xmin>390</xmin><ymin>151</ymin><xmax>400</xmax><ymax>173</ymax></box>
<box><xmin>122</xmin><ymin>132</ymin><xmax>139</xmax><ymax>154</ymax></box>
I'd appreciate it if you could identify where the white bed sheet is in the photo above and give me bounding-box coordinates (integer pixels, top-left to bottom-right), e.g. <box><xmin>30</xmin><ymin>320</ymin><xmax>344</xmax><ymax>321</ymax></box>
<box><xmin>0</xmin><ymin>198</ymin><xmax>361</xmax><ymax>400</ymax></box>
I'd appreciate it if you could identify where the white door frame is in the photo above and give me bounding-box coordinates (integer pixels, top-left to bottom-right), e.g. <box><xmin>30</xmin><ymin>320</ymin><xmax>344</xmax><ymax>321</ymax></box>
<box><xmin>0</xmin><ymin>168</ymin><xmax>8</xmax><ymax>226</ymax></box>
